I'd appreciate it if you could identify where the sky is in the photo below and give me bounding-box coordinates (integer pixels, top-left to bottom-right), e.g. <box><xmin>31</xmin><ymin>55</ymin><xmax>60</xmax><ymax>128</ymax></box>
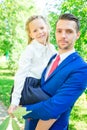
<box><xmin>0</xmin><ymin>0</ymin><xmax>3</xmax><ymax>3</ymax></box>
<box><xmin>34</xmin><ymin>0</ymin><xmax>63</xmax><ymax>15</ymax></box>
<box><xmin>0</xmin><ymin>0</ymin><xmax>63</xmax><ymax>15</ymax></box>
<box><xmin>34</xmin><ymin>0</ymin><xmax>47</xmax><ymax>15</ymax></box>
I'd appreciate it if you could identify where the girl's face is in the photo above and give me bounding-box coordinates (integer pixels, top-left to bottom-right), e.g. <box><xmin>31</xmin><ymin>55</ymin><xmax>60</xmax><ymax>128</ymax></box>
<box><xmin>28</xmin><ymin>18</ymin><xmax>48</xmax><ymax>45</ymax></box>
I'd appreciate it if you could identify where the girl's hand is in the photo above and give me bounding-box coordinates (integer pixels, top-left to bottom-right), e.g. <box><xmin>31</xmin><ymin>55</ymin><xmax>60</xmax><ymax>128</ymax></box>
<box><xmin>7</xmin><ymin>105</ymin><xmax>17</xmax><ymax>117</ymax></box>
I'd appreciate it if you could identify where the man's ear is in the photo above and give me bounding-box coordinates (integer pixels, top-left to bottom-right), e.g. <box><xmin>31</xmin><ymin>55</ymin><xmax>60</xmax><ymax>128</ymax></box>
<box><xmin>77</xmin><ymin>31</ymin><xmax>80</xmax><ymax>40</ymax></box>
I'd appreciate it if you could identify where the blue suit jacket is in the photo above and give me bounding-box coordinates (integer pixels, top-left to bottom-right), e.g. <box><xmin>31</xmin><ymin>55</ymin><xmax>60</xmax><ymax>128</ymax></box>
<box><xmin>23</xmin><ymin>52</ymin><xmax>87</xmax><ymax>130</ymax></box>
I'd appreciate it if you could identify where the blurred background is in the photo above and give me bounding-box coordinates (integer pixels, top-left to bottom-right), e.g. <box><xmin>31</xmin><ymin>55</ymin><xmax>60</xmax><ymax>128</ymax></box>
<box><xmin>0</xmin><ymin>0</ymin><xmax>87</xmax><ymax>129</ymax></box>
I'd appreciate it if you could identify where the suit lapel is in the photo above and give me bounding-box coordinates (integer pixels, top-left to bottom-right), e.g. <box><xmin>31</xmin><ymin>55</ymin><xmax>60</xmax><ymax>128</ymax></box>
<box><xmin>42</xmin><ymin>52</ymin><xmax>79</xmax><ymax>84</ymax></box>
<box><xmin>41</xmin><ymin>54</ymin><xmax>57</xmax><ymax>84</ymax></box>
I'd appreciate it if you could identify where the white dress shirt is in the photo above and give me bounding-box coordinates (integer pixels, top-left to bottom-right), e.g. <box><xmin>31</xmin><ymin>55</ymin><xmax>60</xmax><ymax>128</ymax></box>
<box><xmin>11</xmin><ymin>40</ymin><xmax>57</xmax><ymax>106</ymax></box>
<box><xmin>45</xmin><ymin>49</ymin><xmax>75</xmax><ymax>80</ymax></box>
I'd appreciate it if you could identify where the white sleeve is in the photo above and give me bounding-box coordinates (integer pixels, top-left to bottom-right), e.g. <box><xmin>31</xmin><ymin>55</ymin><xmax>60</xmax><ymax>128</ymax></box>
<box><xmin>11</xmin><ymin>46</ymin><xmax>33</xmax><ymax>106</ymax></box>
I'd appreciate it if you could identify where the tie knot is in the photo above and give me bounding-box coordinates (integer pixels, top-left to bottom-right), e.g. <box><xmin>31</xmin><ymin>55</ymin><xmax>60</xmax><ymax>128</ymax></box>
<box><xmin>55</xmin><ymin>55</ymin><xmax>60</xmax><ymax>62</ymax></box>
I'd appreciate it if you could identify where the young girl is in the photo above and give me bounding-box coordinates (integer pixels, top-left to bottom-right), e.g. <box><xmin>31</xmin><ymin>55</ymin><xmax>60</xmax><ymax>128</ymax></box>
<box><xmin>8</xmin><ymin>15</ymin><xmax>56</xmax><ymax>129</ymax></box>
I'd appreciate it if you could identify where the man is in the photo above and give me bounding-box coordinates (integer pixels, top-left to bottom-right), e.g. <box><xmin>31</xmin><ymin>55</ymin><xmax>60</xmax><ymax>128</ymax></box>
<box><xmin>23</xmin><ymin>13</ymin><xmax>87</xmax><ymax>130</ymax></box>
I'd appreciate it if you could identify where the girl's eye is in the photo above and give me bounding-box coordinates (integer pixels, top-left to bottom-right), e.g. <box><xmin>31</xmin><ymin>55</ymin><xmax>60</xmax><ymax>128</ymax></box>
<box><xmin>33</xmin><ymin>30</ymin><xmax>37</xmax><ymax>32</ymax></box>
<box><xmin>40</xmin><ymin>27</ymin><xmax>44</xmax><ymax>30</ymax></box>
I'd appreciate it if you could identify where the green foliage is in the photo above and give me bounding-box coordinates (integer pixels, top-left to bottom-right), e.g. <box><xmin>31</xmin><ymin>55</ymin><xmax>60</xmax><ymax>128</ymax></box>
<box><xmin>0</xmin><ymin>0</ymin><xmax>37</xmax><ymax>71</ymax></box>
<box><xmin>60</xmin><ymin>0</ymin><xmax>87</xmax><ymax>59</ymax></box>
<box><xmin>48</xmin><ymin>13</ymin><xmax>58</xmax><ymax>49</ymax></box>
<box><xmin>12</xmin><ymin>118</ymin><xmax>20</xmax><ymax>130</ymax></box>
<box><xmin>47</xmin><ymin>0</ymin><xmax>87</xmax><ymax>60</ymax></box>
<box><xmin>0</xmin><ymin>116</ymin><xmax>20</xmax><ymax>130</ymax></box>
<box><xmin>0</xmin><ymin>62</ymin><xmax>14</xmax><ymax>106</ymax></box>
<box><xmin>69</xmin><ymin>93</ymin><xmax>87</xmax><ymax>130</ymax></box>
<box><xmin>0</xmin><ymin>116</ymin><xmax>10</xmax><ymax>130</ymax></box>
<box><xmin>85</xmin><ymin>89</ymin><xmax>87</xmax><ymax>94</ymax></box>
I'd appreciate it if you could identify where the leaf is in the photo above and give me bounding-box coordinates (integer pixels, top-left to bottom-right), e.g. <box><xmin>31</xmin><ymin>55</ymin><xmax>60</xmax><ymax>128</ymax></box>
<box><xmin>0</xmin><ymin>116</ymin><xmax>10</xmax><ymax>130</ymax></box>
<box><xmin>13</xmin><ymin>107</ymin><xmax>32</xmax><ymax>117</ymax></box>
<box><xmin>12</xmin><ymin>118</ymin><xmax>20</xmax><ymax>130</ymax></box>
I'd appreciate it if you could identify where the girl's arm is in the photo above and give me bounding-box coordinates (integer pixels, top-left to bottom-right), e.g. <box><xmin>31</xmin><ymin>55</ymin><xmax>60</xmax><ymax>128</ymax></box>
<box><xmin>8</xmin><ymin>46</ymin><xmax>33</xmax><ymax>114</ymax></box>
<box><xmin>35</xmin><ymin>119</ymin><xmax>56</xmax><ymax>130</ymax></box>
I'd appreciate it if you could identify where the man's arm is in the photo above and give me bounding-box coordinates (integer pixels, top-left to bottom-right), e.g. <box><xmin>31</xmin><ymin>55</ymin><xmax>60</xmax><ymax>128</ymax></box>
<box><xmin>23</xmin><ymin>69</ymin><xmax>87</xmax><ymax>120</ymax></box>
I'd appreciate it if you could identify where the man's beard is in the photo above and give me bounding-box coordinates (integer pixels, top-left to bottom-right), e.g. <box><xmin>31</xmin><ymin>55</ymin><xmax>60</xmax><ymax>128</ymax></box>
<box><xmin>58</xmin><ymin>42</ymin><xmax>73</xmax><ymax>50</ymax></box>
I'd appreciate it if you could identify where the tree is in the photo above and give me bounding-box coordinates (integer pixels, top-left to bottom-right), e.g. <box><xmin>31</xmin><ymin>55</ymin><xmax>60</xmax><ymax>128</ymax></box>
<box><xmin>47</xmin><ymin>0</ymin><xmax>87</xmax><ymax>60</ymax></box>
<box><xmin>0</xmin><ymin>0</ymin><xmax>37</xmax><ymax>72</ymax></box>
<box><xmin>61</xmin><ymin>0</ymin><xmax>87</xmax><ymax>60</ymax></box>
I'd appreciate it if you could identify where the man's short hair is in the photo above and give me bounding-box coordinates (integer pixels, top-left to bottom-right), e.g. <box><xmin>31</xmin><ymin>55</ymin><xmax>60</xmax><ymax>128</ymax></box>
<box><xmin>57</xmin><ymin>13</ymin><xmax>80</xmax><ymax>32</ymax></box>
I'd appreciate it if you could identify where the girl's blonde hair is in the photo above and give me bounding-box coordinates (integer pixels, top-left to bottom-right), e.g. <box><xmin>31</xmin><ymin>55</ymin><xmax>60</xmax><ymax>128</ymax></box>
<box><xmin>25</xmin><ymin>15</ymin><xmax>50</xmax><ymax>44</ymax></box>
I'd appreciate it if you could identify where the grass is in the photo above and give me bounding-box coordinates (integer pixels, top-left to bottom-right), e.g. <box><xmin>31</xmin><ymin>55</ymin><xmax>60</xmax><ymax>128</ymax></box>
<box><xmin>0</xmin><ymin>62</ymin><xmax>14</xmax><ymax>106</ymax></box>
<box><xmin>0</xmin><ymin>62</ymin><xmax>25</xmax><ymax>124</ymax></box>
<box><xmin>69</xmin><ymin>93</ymin><xmax>87</xmax><ymax>130</ymax></box>
<box><xmin>0</xmin><ymin>61</ymin><xmax>87</xmax><ymax>130</ymax></box>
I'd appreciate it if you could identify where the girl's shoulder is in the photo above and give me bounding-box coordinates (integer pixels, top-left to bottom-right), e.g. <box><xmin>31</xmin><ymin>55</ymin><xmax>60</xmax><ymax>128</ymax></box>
<box><xmin>48</xmin><ymin>43</ymin><xmax>57</xmax><ymax>53</ymax></box>
<box><xmin>25</xmin><ymin>42</ymin><xmax>35</xmax><ymax>51</ymax></box>
<box><xmin>49</xmin><ymin>43</ymin><xmax>55</xmax><ymax>48</ymax></box>
<box><xmin>20</xmin><ymin>43</ymin><xmax>35</xmax><ymax>58</ymax></box>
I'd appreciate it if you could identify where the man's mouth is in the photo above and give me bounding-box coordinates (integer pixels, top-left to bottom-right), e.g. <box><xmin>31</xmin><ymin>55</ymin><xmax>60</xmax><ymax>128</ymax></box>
<box><xmin>60</xmin><ymin>40</ymin><xmax>68</xmax><ymax>44</ymax></box>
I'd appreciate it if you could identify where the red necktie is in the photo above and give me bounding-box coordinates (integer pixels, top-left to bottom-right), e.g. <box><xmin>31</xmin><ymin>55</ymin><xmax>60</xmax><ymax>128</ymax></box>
<box><xmin>48</xmin><ymin>55</ymin><xmax>60</xmax><ymax>77</ymax></box>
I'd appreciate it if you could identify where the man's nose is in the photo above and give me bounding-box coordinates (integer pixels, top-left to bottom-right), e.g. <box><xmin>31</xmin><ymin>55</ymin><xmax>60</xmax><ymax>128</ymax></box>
<box><xmin>62</xmin><ymin>31</ymin><xmax>66</xmax><ymax>38</ymax></box>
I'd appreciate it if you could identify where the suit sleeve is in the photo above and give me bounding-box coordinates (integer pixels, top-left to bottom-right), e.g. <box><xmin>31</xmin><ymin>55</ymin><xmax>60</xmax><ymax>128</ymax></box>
<box><xmin>23</xmin><ymin>68</ymin><xmax>87</xmax><ymax>120</ymax></box>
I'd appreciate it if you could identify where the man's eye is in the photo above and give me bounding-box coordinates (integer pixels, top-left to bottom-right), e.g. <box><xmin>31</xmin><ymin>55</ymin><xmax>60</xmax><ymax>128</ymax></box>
<box><xmin>67</xmin><ymin>30</ymin><xmax>73</xmax><ymax>33</ymax></box>
<box><xmin>56</xmin><ymin>30</ymin><xmax>61</xmax><ymax>33</ymax></box>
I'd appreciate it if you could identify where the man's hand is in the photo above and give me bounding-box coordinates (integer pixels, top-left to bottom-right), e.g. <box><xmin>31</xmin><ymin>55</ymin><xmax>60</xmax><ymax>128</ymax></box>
<box><xmin>35</xmin><ymin>119</ymin><xmax>56</xmax><ymax>130</ymax></box>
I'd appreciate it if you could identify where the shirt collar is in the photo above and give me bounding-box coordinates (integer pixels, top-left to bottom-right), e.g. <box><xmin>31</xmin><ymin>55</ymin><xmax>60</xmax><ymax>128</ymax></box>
<box><xmin>57</xmin><ymin>49</ymin><xmax>75</xmax><ymax>62</ymax></box>
<box><xmin>32</xmin><ymin>39</ymin><xmax>48</xmax><ymax>50</ymax></box>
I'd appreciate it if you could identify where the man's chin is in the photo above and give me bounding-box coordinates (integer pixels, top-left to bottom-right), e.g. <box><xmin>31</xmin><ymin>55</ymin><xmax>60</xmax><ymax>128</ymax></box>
<box><xmin>59</xmin><ymin>46</ymin><xmax>69</xmax><ymax>50</ymax></box>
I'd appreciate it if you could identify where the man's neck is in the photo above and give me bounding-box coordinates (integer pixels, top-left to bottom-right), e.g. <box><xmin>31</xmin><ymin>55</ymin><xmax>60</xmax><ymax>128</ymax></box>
<box><xmin>58</xmin><ymin>48</ymin><xmax>75</xmax><ymax>55</ymax></box>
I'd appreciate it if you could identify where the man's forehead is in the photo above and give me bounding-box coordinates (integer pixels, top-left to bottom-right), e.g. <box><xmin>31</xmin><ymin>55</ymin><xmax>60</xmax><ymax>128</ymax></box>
<box><xmin>56</xmin><ymin>20</ymin><xmax>76</xmax><ymax>29</ymax></box>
